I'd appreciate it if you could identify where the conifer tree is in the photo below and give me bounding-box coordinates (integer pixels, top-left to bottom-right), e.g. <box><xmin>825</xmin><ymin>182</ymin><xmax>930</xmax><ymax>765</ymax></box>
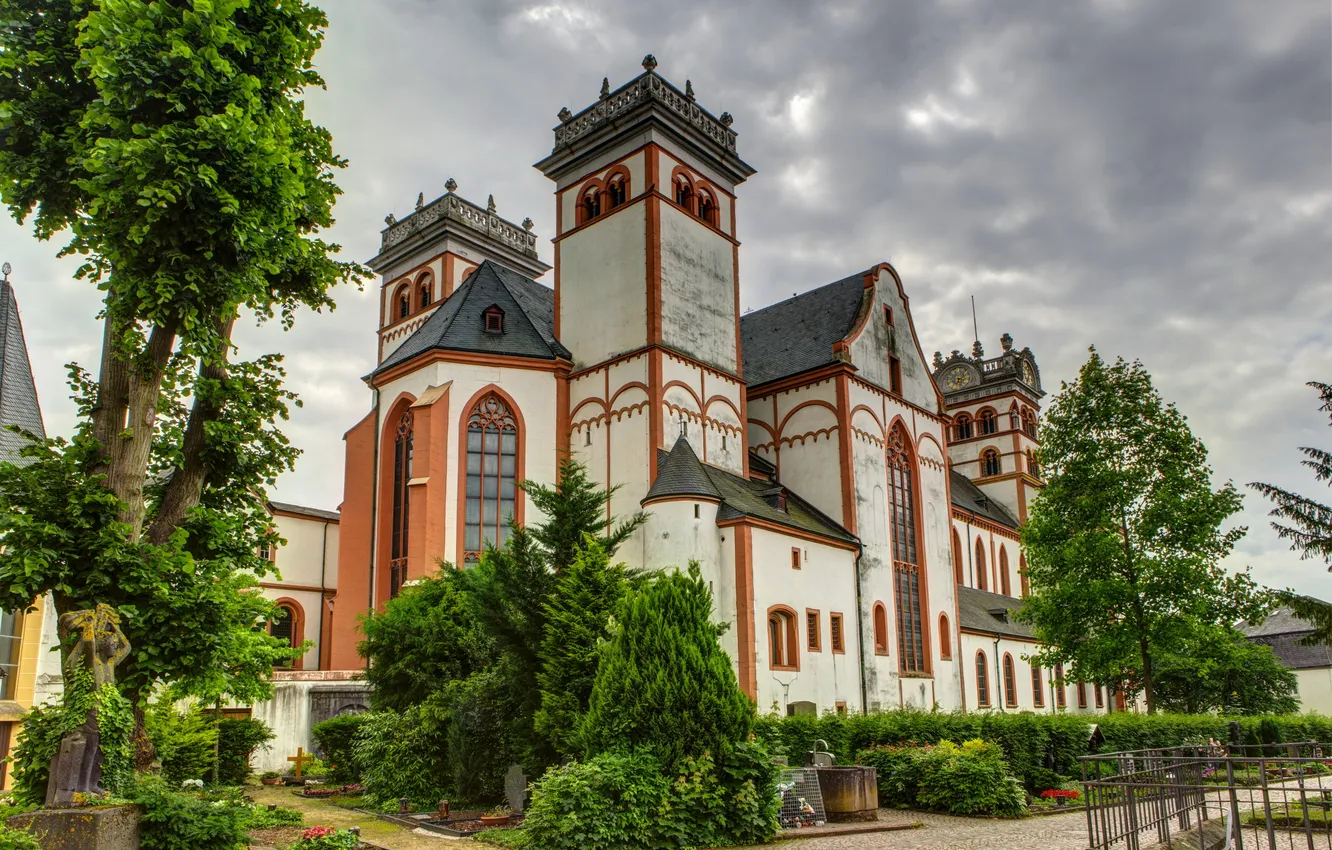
<box><xmin>1250</xmin><ymin>381</ymin><xmax>1332</xmax><ymax>641</ymax></box>
<box><xmin>582</xmin><ymin>563</ymin><xmax>752</xmax><ymax>771</ymax></box>
<box><xmin>534</xmin><ymin>538</ymin><xmax>627</xmax><ymax>758</ymax></box>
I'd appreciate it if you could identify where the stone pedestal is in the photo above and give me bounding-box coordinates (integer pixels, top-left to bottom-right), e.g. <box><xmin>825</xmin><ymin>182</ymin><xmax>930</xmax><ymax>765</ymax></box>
<box><xmin>8</xmin><ymin>804</ymin><xmax>140</xmax><ymax>850</ymax></box>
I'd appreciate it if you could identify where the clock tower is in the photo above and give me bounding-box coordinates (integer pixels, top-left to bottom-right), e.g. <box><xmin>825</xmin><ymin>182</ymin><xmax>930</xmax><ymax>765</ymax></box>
<box><xmin>933</xmin><ymin>334</ymin><xmax>1044</xmax><ymax>520</ymax></box>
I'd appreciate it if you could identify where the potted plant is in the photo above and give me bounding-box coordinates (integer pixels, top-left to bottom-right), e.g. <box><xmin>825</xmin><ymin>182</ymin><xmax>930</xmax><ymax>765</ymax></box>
<box><xmin>260</xmin><ymin>771</ymin><xmax>281</xmax><ymax>786</ymax></box>
<box><xmin>480</xmin><ymin>804</ymin><xmax>513</xmax><ymax>826</ymax></box>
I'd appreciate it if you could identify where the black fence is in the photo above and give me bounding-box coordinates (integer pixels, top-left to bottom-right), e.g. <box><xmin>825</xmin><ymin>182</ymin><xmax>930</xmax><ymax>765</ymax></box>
<box><xmin>1081</xmin><ymin>742</ymin><xmax>1332</xmax><ymax>850</ymax></box>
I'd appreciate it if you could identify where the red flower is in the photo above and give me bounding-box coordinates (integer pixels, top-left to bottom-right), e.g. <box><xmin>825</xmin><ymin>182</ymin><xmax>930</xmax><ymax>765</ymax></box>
<box><xmin>300</xmin><ymin>826</ymin><xmax>337</xmax><ymax>839</ymax></box>
<box><xmin>1040</xmin><ymin>789</ymin><xmax>1080</xmax><ymax>800</ymax></box>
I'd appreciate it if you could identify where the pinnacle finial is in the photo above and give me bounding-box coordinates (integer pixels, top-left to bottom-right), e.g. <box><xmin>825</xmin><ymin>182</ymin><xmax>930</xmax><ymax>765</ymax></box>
<box><xmin>933</xmin><ymin>351</ymin><xmax>944</xmax><ymax>369</ymax></box>
<box><xmin>415</xmin><ymin>192</ymin><xmax>424</xmax><ymax>210</ymax></box>
<box><xmin>487</xmin><ymin>194</ymin><xmax>496</xmax><ymax>214</ymax></box>
<box><xmin>384</xmin><ymin>214</ymin><xmax>396</xmax><ymax>226</ymax></box>
<box><xmin>558</xmin><ymin>107</ymin><xmax>572</xmax><ymax>123</ymax></box>
<box><xmin>719</xmin><ymin>111</ymin><xmax>734</xmax><ymax>127</ymax></box>
<box><xmin>1</xmin><ymin>262</ymin><xmax>11</xmax><ymax>282</ymax></box>
<box><xmin>972</xmin><ymin>340</ymin><xmax>984</xmax><ymax>359</ymax></box>
<box><xmin>1000</xmin><ymin>332</ymin><xmax>1014</xmax><ymax>352</ymax></box>
<box><xmin>522</xmin><ymin>217</ymin><xmax>534</xmax><ymax>231</ymax></box>
<box><xmin>642</xmin><ymin>54</ymin><xmax>657</xmax><ymax>71</ymax></box>
<box><xmin>445</xmin><ymin>177</ymin><xmax>458</xmax><ymax>193</ymax></box>
<box><xmin>600</xmin><ymin>77</ymin><xmax>610</xmax><ymax>99</ymax></box>
<box><xmin>685</xmin><ymin>80</ymin><xmax>695</xmax><ymax>100</ymax></box>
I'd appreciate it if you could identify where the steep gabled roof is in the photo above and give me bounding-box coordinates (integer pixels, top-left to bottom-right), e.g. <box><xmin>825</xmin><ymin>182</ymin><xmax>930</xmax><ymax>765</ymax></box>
<box><xmin>1238</xmin><ymin>606</ymin><xmax>1332</xmax><ymax>670</ymax></box>
<box><xmin>0</xmin><ymin>279</ymin><xmax>45</xmax><ymax>465</ymax></box>
<box><xmin>647</xmin><ymin>441</ymin><xmax>856</xmax><ymax>546</ymax></box>
<box><xmin>268</xmin><ymin>501</ymin><xmax>340</xmax><ymax>523</ymax></box>
<box><xmin>949</xmin><ymin>470</ymin><xmax>1020</xmax><ymax>530</ymax></box>
<box><xmin>740</xmin><ymin>272</ymin><xmax>866</xmax><ymax>387</ymax></box>
<box><xmin>375</xmin><ymin>260</ymin><xmax>570</xmax><ymax>376</ymax></box>
<box><xmin>956</xmin><ymin>585</ymin><xmax>1035</xmax><ymax>640</ymax></box>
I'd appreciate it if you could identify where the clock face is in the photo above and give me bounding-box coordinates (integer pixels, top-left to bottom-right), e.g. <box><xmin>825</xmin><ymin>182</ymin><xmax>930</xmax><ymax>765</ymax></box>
<box><xmin>944</xmin><ymin>367</ymin><xmax>973</xmax><ymax>390</ymax></box>
<box><xmin>1022</xmin><ymin>362</ymin><xmax>1036</xmax><ymax>386</ymax></box>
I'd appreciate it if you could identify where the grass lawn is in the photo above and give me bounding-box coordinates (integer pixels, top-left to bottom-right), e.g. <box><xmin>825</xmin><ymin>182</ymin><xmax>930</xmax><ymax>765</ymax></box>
<box><xmin>245</xmin><ymin>784</ymin><xmax>472</xmax><ymax>849</ymax></box>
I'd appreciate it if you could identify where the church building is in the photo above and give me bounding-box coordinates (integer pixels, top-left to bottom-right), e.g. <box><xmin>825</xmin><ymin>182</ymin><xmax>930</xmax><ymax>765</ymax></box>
<box><xmin>323</xmin><ymin>57</ymin><xmax>1101</xmax><ymax>717</ymax></box>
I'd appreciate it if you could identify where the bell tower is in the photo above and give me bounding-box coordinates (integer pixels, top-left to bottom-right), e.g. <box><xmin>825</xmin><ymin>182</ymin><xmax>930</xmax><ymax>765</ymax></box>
<box><xmin>536</xmin><ymin>56</ymin><xmax>756</xmax><ymax>527</ymax></box>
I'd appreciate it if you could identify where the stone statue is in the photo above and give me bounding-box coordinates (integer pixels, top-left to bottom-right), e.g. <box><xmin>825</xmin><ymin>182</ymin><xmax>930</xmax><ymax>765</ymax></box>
<box><xmin>46</xmin><ymin>605</ymin><xmax>130</xmax><ymax>806</ymax></box>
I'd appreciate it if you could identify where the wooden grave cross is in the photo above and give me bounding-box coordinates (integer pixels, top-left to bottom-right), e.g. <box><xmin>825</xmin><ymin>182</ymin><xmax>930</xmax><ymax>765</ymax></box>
<box><xmin>288</xmin><ymin>747</ymin><xmax>314</xmax><ymax>778</ymax></box>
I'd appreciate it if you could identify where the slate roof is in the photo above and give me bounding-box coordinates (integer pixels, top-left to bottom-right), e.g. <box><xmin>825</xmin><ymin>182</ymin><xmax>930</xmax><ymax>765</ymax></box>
<box><xmin>739</xmin><ymin>272</ymin><xmax>867</xmax><ymax>387</ymax></box>
<box><xmin>375</xmin><ymin>260</ymin><xmax>570</xmax><ymax>375</ymax></box>
<box><xmin>1238</xmin><ymin>607</ymin><xmax>1332</xmax><ymax>670</ymax></box>
<box><xmin>949</xmin><ymin>471</ymin><xmax>1020</xmax><ymax>530</ymax></box>
<box><xmin>646</xmin><ymin>441</ymin><xmax>856</xmax><ymax>545</ymax></box>
<box><xmin>956</xmin><ymin>585</ymin><xmax>1036</xmax><ymax>640</ymax></box>
<box><xmin>269</xmin><ymin>501</ymin><xmax>340</xmax><ymax>523</ymax></box>
<box><xmin>0</xmin><ymin>279</ymin><xmax>45</xmax><ymax>465</ymax></box>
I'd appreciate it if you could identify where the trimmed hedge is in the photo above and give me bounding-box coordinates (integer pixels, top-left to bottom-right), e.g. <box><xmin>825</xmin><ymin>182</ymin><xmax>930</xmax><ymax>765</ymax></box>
<box><xmin>754</xmin><ymin>711</ymin><xmax>1332</xmax><ymax>785</ymax></box>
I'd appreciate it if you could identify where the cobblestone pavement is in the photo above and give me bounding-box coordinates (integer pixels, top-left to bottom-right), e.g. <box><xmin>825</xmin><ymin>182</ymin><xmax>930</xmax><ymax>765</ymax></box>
<box><xmin>748</xmin><ymin>808</ymin><xmax>1092</xmax><ymax>850</ymax></box>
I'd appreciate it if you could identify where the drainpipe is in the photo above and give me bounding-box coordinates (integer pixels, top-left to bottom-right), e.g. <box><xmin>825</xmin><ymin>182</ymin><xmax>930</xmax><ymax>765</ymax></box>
<box><xmin>853</xmin><ymin>543</ymin><xmax>868</xmax><ymax>715</ymax></box>
<box><xmin>366</xmin><ymin>388</ymin><xmax>381</xmax><ymax>669</ymax></box>
<box><xmin>316</xmin><ymin>518</ymin><xmax>330</xmax><ymax>670</ymax></box>
<box><xmin>993</xmin><ymin>634</ymin><xmax>1003</xmax><ymax>712</ymax></box>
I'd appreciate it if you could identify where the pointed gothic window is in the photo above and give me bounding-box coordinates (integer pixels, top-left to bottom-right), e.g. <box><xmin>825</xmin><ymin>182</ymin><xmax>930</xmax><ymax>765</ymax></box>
<box><xmin>938</xmin><ymin>613</ymin><xmax>952</xmax><ymax>660</ymax></box>
<box><xmin>768</xmin><ymin>607</ymin><xmax>797</xmax><ymax>670</ymax></box>
<box><xmin>464</xmin><ymin>393</ymin><xmax>519</xmax><ymax>563</ymax></box>
<box><xmin>975</xmin><ymin>539</ymin><xmax>988</xmax><ymax>591</ymax></box>
<box><xmin>389</xmin><ymin>409</ymin><xmax>413</xmax><ymax>598</ymax></box>
<box><xmin>952</xmin><ymin>529</ymin><xmax>964</xmax><ymax>585</ymax></box>
<box><xmin>981</xmin><ymin>449</ymin><xmax>1001</xmax><ymax>477</ymax></box>
<box><xmin>976</xmin><ymin>651</ymin><xmax>990</xmax><ymax>707</ymax></box>
<box><xmin>1000</xmin><ymin>547</ymin><xmax>1012</xmax><ymax>597</ymax></box>
<box><xmin>873</xmin><ymin>602</ymin><xmax>888</xmax><ymax>655</ymax></box>
<box><xmin>979</xmin><ymin>408</ymin><xmax>997</xmax><ymax>435</ymax></box>
<box><xmin>954</xmin><ymin>414</ymin><xmax>973</xmax><ymax>441</ymax></box>
<box><xmin>1055</xmin><ymin>662</ymin><xmax>1067</xmax><ymax>709</ymax></box>
<box><xmin>889</xmin><ymin>427</ymin><xmax>926</xmax><ymax>674</ymax></box>
<box><xmin>1019</xmin><ymin>553</ymin><xmax>1031</xmax><ymax>598</ymax></box>
<box><xmin>1032</xmin><ymin>664</ymin><xmax>1045</xmax><ymax>708</ymax></box>
<box><xmin>1004</xmin><ymin>654</ymin><xmax>1018</xmax><ymax>707</ymax></box>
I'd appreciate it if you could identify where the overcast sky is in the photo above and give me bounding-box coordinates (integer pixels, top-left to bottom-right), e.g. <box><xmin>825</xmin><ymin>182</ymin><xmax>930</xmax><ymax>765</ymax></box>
<box><xmin>1</xmin><ymin>0</ymin><xmax>1329</xmax><ymax>599</ymax></box>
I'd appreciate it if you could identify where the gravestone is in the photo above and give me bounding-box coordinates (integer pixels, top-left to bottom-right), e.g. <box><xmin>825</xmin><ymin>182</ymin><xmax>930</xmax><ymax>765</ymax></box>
<box><xmin>504</xmin><ymin>764</ymin><xmax>528</xmax><ymax>813</ymax></box>
<box><xmin>775</xmin><ymin>768</ymin><xmax>826</xmax><ymax>829</ymax></box>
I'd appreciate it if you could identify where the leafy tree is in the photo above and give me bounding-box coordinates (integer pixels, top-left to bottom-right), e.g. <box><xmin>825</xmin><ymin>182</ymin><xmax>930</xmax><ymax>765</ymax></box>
<box><xmin>1019</xmin><ymin>349</ymin><xmax>1257</xmax><ymax>713</ymax></box>
<box><xmin>0</xmin><ymin>0</ymin><xmax>359</xmax><ymax>752</ymax></box>
<box><xmin>535</xmin><ymin>537</ymin><xmax>628</xmax><ymax>758</ymax></box>
<box><xmin>583</xmin><ymin>563</ymin><xmax>754</xmax><ymax>772</ymax></box>
<box><xmin>525</xmin><ymin>458</ymin><xmax>647</xmax><ymax>574</ymax></box>
<box><xmin>1250</xmin><ymin>381</ymin><xmax>1332</xmax><ymax>642</ymax></box>
<box><xmin>357</xmin><ymin>568</ymin><xmax>490</xmax><ymax>712</ymax></box>
<box><xmin>1152</xmin><ymin>625</ymin><xmax>1298</xmax><ymax>715</ymax></box>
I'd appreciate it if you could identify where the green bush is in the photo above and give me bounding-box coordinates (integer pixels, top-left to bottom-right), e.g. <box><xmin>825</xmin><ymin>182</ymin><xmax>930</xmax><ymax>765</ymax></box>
<box><xmin>9</xmin><ymin>702</ymin><xmax>65</xmax><ymax>806</ymax></box>
<box><xmin>131</xmin><ymin>778</ymin><xmax>248</xmax><ymax>850</ymax></box>
<box><xmin>292</xmin><ymin>826</ymin><xmax>360</xmax><ymax>849</ymax></box>
<box><xmin>146</xmin><ymin>701</ymin><xmax>218</xmax><ymax>785</ymax></box>
<box><xmin>0</xmin><ymin>824</ymin><xmax>40</xmax><ymax>850</ymax></box>
<box><xmin>857</xmin><ymin>740</ymin><xmax>1025</xmax><ymax>817</ymax></box>
<box><xmin>238</xmin><ymin>803</ymin><xmax>303</xmax><ymax>829</ymax></box>
<box><xmin>311</xmin><ymin>713</ymin><xmax>372</xmax><ymax>785</ymax></box>
<box><xmin>521</xmin><ymin>745</ymin><xmax>779</xmax><ymax>850</ymax></box>
<box><xmin>354</xmin><ymin>706</ymin><xmax>451</xmax><ymax>811</ymax></box>
<box><xmin>214</xmin><ymin>717</ymin><xmax>273</xmax><ymax>785</ymax></box>
<box><xmin>442</xmin><ymin>669</ymin><xmax>523</xmax><ymax>803</ymax></box>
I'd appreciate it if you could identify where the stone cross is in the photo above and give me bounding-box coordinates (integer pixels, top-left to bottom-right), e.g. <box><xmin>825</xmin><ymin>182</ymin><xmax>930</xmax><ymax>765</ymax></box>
<box><xmin>503</xmin><ymin>764</ymin><xmax>527</xmax><ymax>813</ymax></box>
<box><xmin>288</xmin><ymin>747</ymin><xmax>314</xmax><ymax>778</ymax></box>
<box><xmin>677</xmin><ymin>412</ymin><xmax>688</xmax><ymax>439</ymax></box>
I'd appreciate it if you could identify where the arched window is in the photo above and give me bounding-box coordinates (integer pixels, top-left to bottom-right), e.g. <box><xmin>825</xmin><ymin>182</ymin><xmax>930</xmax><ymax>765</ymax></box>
<box><xmin>674</xmin><ymin>174</ymin><xmax>694</xmax><ymax>212</ymax></box>
<box><xmin>938</xmin><ymin>613</ymin><xmax>952</xmax><ymax>660</ymax></box>
<box><xmin>1022</xmin><ymin>407</ymin><xmax>1038</xmax><ymax>438</ymax></box>
<box><xmin>1077</xmin><ymin>681</ymin><xmax>1088</xmax><ymax>709</ymax></box>
<box><xmin>1026</xmin><ymin>449</ymin><xmax>1041</xmax><ymax>479</ymax></box>
<box><xmin>1003</xmin><ymin>654</ymin><xmax>1018</xmax><ymax>707</ymax></box>
<box><xmin>395</xmin><ymin>285</ymin><xmax>411</xmax><ymax>321</ymax></box>
<box><xmin>873</xmin><ymin>602</ymin><xmax>889</xmax><ymax>656</ymax></box>
<box><xmin>981</xmin><ymin>449</ymin><xmax>1001</xmax><ymax>477</ymax></box>
<box><xmin>999</xmin><ymin>547</ymin><xmax>1012</xmax><ymax>597</ymax></box>
<box><xmin>389</xmin><ymin>409</ymin><xmax>413</xmax><ymax>598</ymax></box>
<box><xmin>975</xmin><ymin>538</ymin><xmax>988</xmax><ymax>591</ymax></box>
<box><xmin>1019</xmin><ymin>553</ymin><xmax>1030</xmax><ymax>598</ymax></box>
<box><xmin>976</xmin><ymin>651</ymin><xmax>990</xmax><ymax>708</ymax></box>
<box><xmin>417</xmin><ymin>273</ymin><xmax>434</xmax><ymax>310</ymax></box>
<box><xmin>768</xmin><ymin>607</ymin><xmax>798</xmax><ymax>670</ymax></box>
<box><xmin>270</xmin><ymin>606</ymin><xmax>294</xmax><ymax>647</ymax></box>
<box><xmin>979</xmin><ymin>408</ymin><xmax>997</xmax><ymax>435</ymax></box>
<box><xmin>464</xmin><ymin>393</ymin><xmax>519</xmax><ymax>563</ymax></box>
<box><xmin>1095</xmin><ymin>685</ymin><xmax>1104</xmax><ymax>709</ymax></box>
<box><xmin>952</xmin><ymin>528</ymin><xmax>964</xmax><ymax>585</ymax></box>
<box><xmin>1032</xmin><ymin>664</ymin><xmax>1044</xmax><ymax>708</ymax></box>
<box><xmin>954</xmin><ymin>414</ymin><xmax>973</xmax><ymax>441</ymax></box>
<box><xmin>579</xmin><ymin>185</ymin><xmax>601</xmax><ymax>224</ymax></box>
<box><xmin>888</xmin><ymin>426</ymin><xmax>926</xmax><ymax>674</ymax></box>
<box><xmin>1054</xmin><ymin>662</ymin><xmax>1067</xmax><ymax>709</ymax></box>
<box><xmin>697</xmin><ymin>190</ymin><xmax>717</xmax><ymax>226</ymax></box>
<box><xmin>607</xmin><ymin>174</ymin><xmax>628</xmax><ymax>208</ymax></box>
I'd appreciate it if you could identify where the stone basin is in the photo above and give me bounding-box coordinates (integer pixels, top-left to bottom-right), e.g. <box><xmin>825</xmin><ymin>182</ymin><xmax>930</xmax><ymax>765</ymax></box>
<box><xmin>815</xmin><ymin>765</ymin><xmax>878</xmax><ymax>822</ymax></box>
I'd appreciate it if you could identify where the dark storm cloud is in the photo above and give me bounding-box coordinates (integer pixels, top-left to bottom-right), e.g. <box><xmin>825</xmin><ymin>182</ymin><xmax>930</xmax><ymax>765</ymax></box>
<box><xmin>1</xmin><ymin>0</ymin><xmax>1327</xmax><ymax>595</ymax></box>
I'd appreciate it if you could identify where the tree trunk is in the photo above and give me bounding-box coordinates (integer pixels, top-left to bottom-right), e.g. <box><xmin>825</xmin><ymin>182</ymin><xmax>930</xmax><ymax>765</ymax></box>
<box><xmin>1140</xmin><ymin>637</ymin><xmax>1155</xmax><ymax>714</ymax></box>
<box><xmin>131</xmin><ymin>701</ymin><xmax>155</xmax><ymax>772</ymax></box>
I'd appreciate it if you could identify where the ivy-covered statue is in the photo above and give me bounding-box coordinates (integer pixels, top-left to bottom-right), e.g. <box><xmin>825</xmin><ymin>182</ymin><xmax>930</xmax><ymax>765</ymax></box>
<box><xmin>46</xmin><ymin>604</ymin><xmax>132</xmax><ymax>805</ymax></box>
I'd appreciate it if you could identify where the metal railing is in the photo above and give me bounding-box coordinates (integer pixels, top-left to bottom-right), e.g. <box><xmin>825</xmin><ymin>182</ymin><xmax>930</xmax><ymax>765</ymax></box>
<box><xmin>1081</xmin><ymin>742</ymin><xmax>1332</xmax><ymax>850</ymax></box>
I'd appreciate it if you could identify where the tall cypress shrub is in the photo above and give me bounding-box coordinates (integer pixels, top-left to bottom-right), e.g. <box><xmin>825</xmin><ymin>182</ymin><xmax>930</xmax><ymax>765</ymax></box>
<box><xmin>582</xmin><ymin>563</ymin><xmax>752</xmax><ymax>770</ymax></box>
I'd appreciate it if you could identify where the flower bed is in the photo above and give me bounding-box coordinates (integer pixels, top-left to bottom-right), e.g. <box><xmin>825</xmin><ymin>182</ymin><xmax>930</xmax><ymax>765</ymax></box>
<box><xmin>1030</xmin><ymin>788</ymin><xmax>1084</xmax><ymax>812</ymax></box>
<box><xmin>297</xmin><ymin>784</ymin><xmax>363</xmax><ymax>799</ymax></box>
